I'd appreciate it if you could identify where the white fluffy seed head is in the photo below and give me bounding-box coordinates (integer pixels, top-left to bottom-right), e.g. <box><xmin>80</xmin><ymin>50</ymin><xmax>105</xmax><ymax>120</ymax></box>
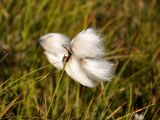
<box><xmin>39</xmin><ymin>28</ymin><xmax>114</xmax><ymax>87</ymax></box>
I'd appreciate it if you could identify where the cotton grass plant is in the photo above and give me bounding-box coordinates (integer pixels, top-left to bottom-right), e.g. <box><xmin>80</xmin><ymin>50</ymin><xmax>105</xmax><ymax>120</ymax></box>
<box><xmin>39</xmin><ymin>28</ymin><xmax>114</xmax><ymax>88</ymax></box>
<box><xmin>0</xmin><ymin>0</ymin><xmax>160</xmax><ymax>119</ymax></box>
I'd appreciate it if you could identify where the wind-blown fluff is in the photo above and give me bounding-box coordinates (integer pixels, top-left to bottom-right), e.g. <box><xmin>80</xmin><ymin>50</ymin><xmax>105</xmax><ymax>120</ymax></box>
<box><xmin>39</xmin><ymin>33</ymin><xmax>70</xmax><ymax>70</ymax></box>
<box><xmin>44</xmin><ymin>52</ymin><xmax>64</xmax><ymax>70</ymax></box>
<box><xmin>81</xmin><ymin>59</ymin><xmax>114</xmax><ymax>82</ymax></box>
<box><xmin>71</xmin><ymin>28</ymin><xmax>104</xmax><ymax>58</ymax></box>
<box><xmin>39</xmin><ymin>28</ymin><xmax>114</xmax><ymax>87</ymax></box>
<box><xmin>65</xmin><ymin>55</ymin><xmax>97</xmax><ymax>87</ymax></box>
<box><xmin>39</xmin><ymin>33</ymin><xmax>70</xmax><ymax>55</ymax></box>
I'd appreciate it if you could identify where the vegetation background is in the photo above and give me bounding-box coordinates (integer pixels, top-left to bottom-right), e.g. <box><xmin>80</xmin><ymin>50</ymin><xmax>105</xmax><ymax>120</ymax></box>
<box><xmin>0</xmin><ymin>0</ymin><xmax>160</xmax><ymax>119</ymax></box>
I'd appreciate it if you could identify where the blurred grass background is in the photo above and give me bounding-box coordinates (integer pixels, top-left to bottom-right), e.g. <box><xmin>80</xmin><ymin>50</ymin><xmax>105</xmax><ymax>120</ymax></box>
<box><xmin>0</xmin><ymin>0</ymin><xmax>160</xmax><ymax>119</ymax></box>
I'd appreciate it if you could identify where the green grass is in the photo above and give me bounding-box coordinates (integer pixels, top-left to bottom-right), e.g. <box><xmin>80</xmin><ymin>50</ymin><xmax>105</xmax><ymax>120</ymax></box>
<box><xmin>0</xmin><ymin>0</ymin><xmax>160</xmax><ymax>119</ymax></box>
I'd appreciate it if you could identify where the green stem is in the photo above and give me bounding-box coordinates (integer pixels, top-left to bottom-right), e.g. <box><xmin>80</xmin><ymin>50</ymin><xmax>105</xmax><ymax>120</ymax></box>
<box><xmin>45</xmin><ymin>63</ymin><xmax>66</xmax><ymax>120</ymax></box>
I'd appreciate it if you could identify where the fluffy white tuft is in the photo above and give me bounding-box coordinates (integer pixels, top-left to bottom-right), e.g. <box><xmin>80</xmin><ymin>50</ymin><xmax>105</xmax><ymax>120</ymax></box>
<box><xmin>65</xmin><ymin>55</ymin><xmax>97</xmax><ymax>87</ymax></box>
<box><xmin>71</xmin><ymin>28</ymin><xmax>104</xmax><ymax>58</ymax></box>
<box><xmin>39</xmin><ymin>33</ymin><xmax>70</xmax><ymax>69</ymax></box>
<box><xmin>81</xmin><ymin>59</ymin><xmax>114</xmax><ymax>82</ymax></box>
<box><xmin>39</xmin><ymin>29</ymin><xmax>114</xmax><ymax>88</ymax></box>
<box><xmin>39</xmin><ymin>33</ymin><xmax>70</xmax><ymax>55</ymax></box>
<box><xmin>44</xmin><ymin>51</ymin><xmax>64</xmax><ymax>70</ymax></box>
